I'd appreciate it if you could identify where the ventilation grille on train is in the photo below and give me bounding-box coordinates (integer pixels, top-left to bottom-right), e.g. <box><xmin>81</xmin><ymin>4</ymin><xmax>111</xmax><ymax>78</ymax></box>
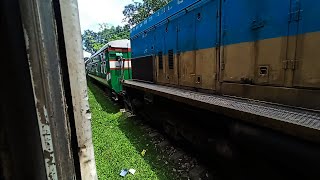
<box><xmin>168</xmin><ymin>49</ymin><xmax>174</xmax><ymax>69</ymax></box>
<box><xmin>158</xmin><ymin>51</ymin><xmax>163</xmax><ymax>69</ymax></box>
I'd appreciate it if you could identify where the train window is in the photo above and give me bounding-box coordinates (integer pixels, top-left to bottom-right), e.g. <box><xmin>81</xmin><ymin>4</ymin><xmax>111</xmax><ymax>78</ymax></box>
<box><xmin>168</xmin><ymin>49</ymin><xmax>174</xmax><ymax>69</ymax></box>
<box><xmin>106</xmin><ymin>61</ymin><xmax>109</xmax><ymax>71</ymax></box>
<box><xmin>104</xmin><ymin>62</ymin><xmax>106</xmax><ymax>72</ymax></box>
<box><xmin>105</xmin><ymin>62</ymin><xmax>107</xmax><ymax>74</ymax></box>
<box><xmin>158</xmin><ymin>52</ymin><xmax>163</xmax><ymax>69</ymax></box>
<box><xmin>100</xmin><ymin>62</ymin><xmax>103</xmax><ymax>73</ymax></box>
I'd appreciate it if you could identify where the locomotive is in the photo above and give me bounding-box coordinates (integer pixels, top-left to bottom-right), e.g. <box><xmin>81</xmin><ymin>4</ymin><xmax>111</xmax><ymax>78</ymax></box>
<box><xmin>123</xmin><ymin>0</ymin><xmax>320</xmax><ymax>139</ymax></box>
<box><xmin>128</xmin><ymin>0</ymin><xmax>320</xmax><ymax>110</ymax></box>
<box><xmin>87</xmin><ymin>0</ymin><xmax>320</xmax><ymax>178</ymax></box>
<box><xmin>121</xmin><ymin>0</ymin><xmax>320</xmax><ymax>178</ymax></box>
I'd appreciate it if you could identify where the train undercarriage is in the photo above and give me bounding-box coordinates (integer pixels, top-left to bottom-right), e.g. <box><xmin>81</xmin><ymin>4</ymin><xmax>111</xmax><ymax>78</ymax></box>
<box><xmin>122</xmin><ymin>80</ymin><xmax>320</xmax><ymax>180</ymax></box>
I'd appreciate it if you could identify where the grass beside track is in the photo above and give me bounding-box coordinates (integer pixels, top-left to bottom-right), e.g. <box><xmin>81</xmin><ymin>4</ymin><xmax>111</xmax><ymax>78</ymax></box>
<box><xmin>88</xmin><ymin>81</ymin><xmax>177</xmax><ymax>180</ymax></box>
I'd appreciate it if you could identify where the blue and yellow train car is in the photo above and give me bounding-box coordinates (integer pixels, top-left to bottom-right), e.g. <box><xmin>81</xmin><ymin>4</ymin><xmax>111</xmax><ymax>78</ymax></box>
<box><xmin>124</xmin><ymin>1</ymin><xmax>320</xmax><ymax>178</ymax></box>
<box><xmin>130</xmin><ymin>0</ymin><xmax>320</xmax><ymax>110</ymax></box>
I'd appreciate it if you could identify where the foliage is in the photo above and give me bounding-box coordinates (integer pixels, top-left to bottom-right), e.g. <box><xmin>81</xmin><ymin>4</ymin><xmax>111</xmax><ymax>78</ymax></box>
<box><xmin>123</xmin><ymin>0</ymin><xmax>169</xmax><ymax>27</ymax></box>
<box><xmin>82</xmin><ymin>0</ymin><xmax>168</xmax><ymax>54</ymax></box>
<box><xmin>82</xmin><ymin>24</ymin><xmax>130</xmax><ymax>54</ymax></box>
<box><xmin>88</xmin><ymin>81</ymin><xmax>178</xmax><ymax>180</ymax></box>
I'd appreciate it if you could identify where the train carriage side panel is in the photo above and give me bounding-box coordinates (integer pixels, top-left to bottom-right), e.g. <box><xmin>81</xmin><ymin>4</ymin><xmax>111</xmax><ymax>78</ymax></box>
<box><xmin>109</xmin><ymin>47</ymin><xmax>132</xmax><ymax>93</ymax></box>
<box><xmin>175</xmin><ymin>10</ymin><xmax>196</xmax><ymax>88</ymax></box>
<box><xmin>220</xmin><ymin>0</ymin><xmax>290</xmax><ymax>86</ymax></box>
<box><xmin>193</xmin><ymin>0</ymin><xmax>220</xmax><ymax>90</ymax></box>
<box><xmin>130</xmin><ymin>0</ymin><xmax>206</xmax><ymax>83</ymax></box>
<box><xmin>294</xmin><ymin>0</ymin><xmax>320</xmax><ymax>88</ymax></box>
<box><xmin>130</xmin><ymin>0</ymin><xmax>320</xmax><ymax>110</ymax></box>
<box><xmin>109</xmin><ymin>51</ymin><xmax>121</xmax><ymax>92</ymax></box>
<box><xmin>131</xmin><ymin>29</ymin><xmax>154</xmax><ymax>82</ymax></box>
<box><xmin>159</xmin><ymin>0</ymin><xmax>220</xmax><ymax>89</ymax></box>
<box><xmin>154</xmin><ymin>24</ymin><xmax>167</xmax><ymax>84</ymax></box>
<box><xmin>131</xmin><ymin>0</ymin><xmax>220</xmax><ymax>88</ymax></box>
<box><xmin>163</xmin><ymin>15</ymin><xmax>179</xmax><ymax>85</ymax></box>
<box><xmin>220</xmin><ymin>0</ymin><xmax>320</xmax><ymax>110</ymax></box>
<box><xmin>123</xmin><ymin>48</ymin><xmax>133</xmax><ymax>81</ymax></box>
<box><xmin>87</xmin><ymin>40</ymin><xmax>132</xmax><ymax>94</ymax></box>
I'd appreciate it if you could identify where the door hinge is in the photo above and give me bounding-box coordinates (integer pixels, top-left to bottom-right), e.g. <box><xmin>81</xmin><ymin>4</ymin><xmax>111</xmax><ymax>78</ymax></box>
<box><xmin>290</xmin><ymin>60</ymin><xmax>299</xmax><ymax>70</ymax></box>
<box><xmin>221</xmin><ymin>62</ymin><xmax>225</xmax><ymax>70</ymax></box>
<box><xmin>282</xmin><ymin>60</ymin><xmax>288</xmax><ymax>69</ymax></box>
<box><xmin>213</xmin><ymin>73</ymin><xmax>217</xmax><ymax>80</ymax></box>
<box><xmin>283</xmin><ymin>60</ymin><xmax>299</xmax><ymax>70</ymax></box>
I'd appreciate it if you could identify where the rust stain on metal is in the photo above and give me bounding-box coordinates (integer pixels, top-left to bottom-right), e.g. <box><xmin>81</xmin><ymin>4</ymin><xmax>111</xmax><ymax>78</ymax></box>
<box><xmin>38</xmin><ymin>106</ymin><xmax>58</xmax><ymax>180</ymax></box>
<box><xmin>33</xmin><ymin>104</ymin><xmax>58</xmax><ymax>180</ymax></box>
<box><xmin>24</xmin><ymin>25</ymin><xmax>58</xmax><ymax>179</ymax></box>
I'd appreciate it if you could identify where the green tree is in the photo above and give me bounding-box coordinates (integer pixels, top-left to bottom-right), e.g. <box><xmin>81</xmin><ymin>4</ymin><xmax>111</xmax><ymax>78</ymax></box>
<box><xmin>123</xmin><ymin>0</ymin><xmax>169</xmax><ymax>27</ymax></box>
<box><xmin>82</xmin><ymin>30</ymin><xmax>102</xmax><ymax>54</ymax></box>
<box><xmin>82</xmin><ymin>24</ymin><xmax>130</xmax><ymax>54</ymax></box>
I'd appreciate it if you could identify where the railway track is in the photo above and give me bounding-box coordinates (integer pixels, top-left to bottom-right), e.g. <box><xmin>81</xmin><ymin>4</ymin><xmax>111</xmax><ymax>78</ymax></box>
<box><xmin>92</xmin><ymin>79</ymin><xmax>320</xmax><ymax>180</ymax></box>
<box><xmin>91</xmin><ymin>79</ymin><xmax>218</xmax><ymax>179</ymax></box>
<box><xmin>127</xmin><ymin>114</ymin><xmax>218</xmax><ymax>180</ymax></box>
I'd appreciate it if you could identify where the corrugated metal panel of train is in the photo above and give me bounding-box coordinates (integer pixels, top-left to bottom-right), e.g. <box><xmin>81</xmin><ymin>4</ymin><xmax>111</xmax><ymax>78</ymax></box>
<box><xmin>130</xmin><ymin>0</ymin><xmax>320</xmax><ymax>110</ymax></box>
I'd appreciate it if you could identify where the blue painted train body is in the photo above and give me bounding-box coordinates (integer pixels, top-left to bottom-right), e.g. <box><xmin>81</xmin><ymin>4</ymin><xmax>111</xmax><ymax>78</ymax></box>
<box><xmin>130</xmin><ymin>0</ymin><xmax>320</xmax><ymax>110</ymax></box>
<box><xmin>123</xmin><ymin>1</ymin><xmax>320</xmax><ymax>178</ymax></box>
<box><xmin>131</xmin><ymin>0</ymin><xmax>320</xmax><ymax>57</ymax></box>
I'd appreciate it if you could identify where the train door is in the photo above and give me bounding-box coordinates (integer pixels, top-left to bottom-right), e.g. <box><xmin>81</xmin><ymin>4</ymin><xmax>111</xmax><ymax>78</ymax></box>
<box><xmin>220</xmin><ymin>0</ymin><xmax>291</xmax><ymax>87</ymax></box>
<box><xmin>115</xmin><ymin>51</ymin><xmax>124</xmax><ymax>92</ymax></box>
<box><xmin>194</xmin><ymin>0</ymin><xmax>219</xmax><ymax>90</ymax></box>
<box><xmin>177</xmin><ymin>11</ymin><xmax>196</xmax><ymax>88</ymax></box>
<box><xmin>292</xmin><ymin>0</ymin><xmax>320</xmax><ymax>89</ymax></box>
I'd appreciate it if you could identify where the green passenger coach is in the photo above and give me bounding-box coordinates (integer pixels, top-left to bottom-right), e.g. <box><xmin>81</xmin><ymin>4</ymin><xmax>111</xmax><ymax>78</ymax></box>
<box><xmin>87</xmin><ymin>39</ymin><xmax>132</xmax><ymax>97</ymax></box>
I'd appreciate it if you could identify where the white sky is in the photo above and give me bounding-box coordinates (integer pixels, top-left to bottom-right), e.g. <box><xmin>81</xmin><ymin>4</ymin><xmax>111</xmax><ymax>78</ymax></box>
<box><xmin>78</xmin><ymin>0</ymin><xmax>142</xmax><ymax>57</ymax></box>
<box><xmin>78</xmin><ymin>0</ymin><xmax>141</xmax><ymax>32</ymax></box>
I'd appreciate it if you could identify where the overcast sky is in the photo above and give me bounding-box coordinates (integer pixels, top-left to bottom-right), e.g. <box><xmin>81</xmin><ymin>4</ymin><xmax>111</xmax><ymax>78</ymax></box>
<box><xmin>78</xmin><ymin>0</ymin><xmax>141</xmax><ymax>32</ymax></box>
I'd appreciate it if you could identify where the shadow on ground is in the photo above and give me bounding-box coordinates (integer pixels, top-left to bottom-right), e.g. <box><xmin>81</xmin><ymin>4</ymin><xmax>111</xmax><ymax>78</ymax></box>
<box><xmin>89</xmin><ymin>80</ymin><xmax>120</xmax><ymax>114</ymax></box>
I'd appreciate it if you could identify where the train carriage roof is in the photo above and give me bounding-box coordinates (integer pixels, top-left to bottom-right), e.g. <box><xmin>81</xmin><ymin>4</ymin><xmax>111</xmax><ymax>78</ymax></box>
<box><xmin>130</xmin><ymin>0</ymin><xmax>206</xmax><ymax>38</ymax></box>
<box><xmin>91</xmin><ymin>39</ymin><xmax>131</xmax><ymax>58</ymax></box>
